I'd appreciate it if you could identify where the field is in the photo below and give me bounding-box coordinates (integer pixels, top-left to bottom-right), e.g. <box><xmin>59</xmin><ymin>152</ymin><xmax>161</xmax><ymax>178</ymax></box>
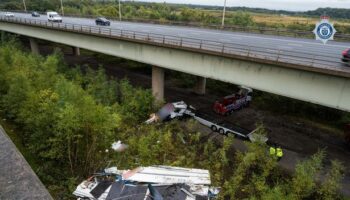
<box><xmin>252</xmin><ymin>13</ymin><xmax>350</xmax><ymax>28</ymax></box>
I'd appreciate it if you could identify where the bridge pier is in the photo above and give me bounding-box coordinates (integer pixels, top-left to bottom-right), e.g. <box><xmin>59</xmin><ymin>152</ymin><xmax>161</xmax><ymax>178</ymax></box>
<box><xmin>152</xmin><ymin>66</ymin><xmax>164</xmax><ymax>102</ymax></box>
<box><xmin>73</xmin><ymin>46</ymin><xmax>80</xmax><ymax>56</ymax></box>
<box><xmin>194</xmin><ymin>76</ymin><xmax>206</xmax><ymax>95</ymax></box>
<box><xmin>29</xmin><ymin>38</ymin><xmax>39</xmax><ymax>55</ymax></box>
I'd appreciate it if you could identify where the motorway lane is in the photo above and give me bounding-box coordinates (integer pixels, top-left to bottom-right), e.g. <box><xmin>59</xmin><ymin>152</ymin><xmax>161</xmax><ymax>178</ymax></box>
<box><xmin>2</xmin><ymin>12</ymin><xmax>350</xmax><ymax>70</ymax></box>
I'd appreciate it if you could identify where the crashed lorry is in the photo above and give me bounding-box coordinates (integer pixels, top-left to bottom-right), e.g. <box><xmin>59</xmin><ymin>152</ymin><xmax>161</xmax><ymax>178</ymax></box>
<box><xmin>73</xmin><ymin>165</ymin><xmax>219</xmax><ymax>200</ymax></box>
<box><xmin>146</xmin><ymin>101</ymin><xmax>268</xmax><ymax>143</ymax></box>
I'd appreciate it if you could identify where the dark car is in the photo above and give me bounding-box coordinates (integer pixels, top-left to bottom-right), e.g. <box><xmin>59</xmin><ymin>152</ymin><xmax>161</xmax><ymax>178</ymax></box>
<box><xmin>95</xmin><ymin>17</ymin><xmax>110</xmax><ymax>26</ymax></box>
<box><xmin>342</xmin><ymin>48</ymin><xmax>350</xmax><ymax>63</ymax></box>
<box><xmin>31</xmin><ymin>12</ymin><xmax>40</xmax><ymax>17</ymax></box>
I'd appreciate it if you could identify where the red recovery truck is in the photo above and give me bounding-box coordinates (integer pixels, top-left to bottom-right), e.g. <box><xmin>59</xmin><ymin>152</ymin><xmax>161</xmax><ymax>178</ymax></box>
<box><xmin>213</xmin><ymin>86</ymin><xmax>253</xmax><ymax>115</ymax></box>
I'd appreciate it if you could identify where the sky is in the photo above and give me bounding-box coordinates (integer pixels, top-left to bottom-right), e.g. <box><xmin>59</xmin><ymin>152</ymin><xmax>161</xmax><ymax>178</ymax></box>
<box><xmin>137</xmin><ymin>0</ymin><xmax>350</xmax><ymax>11</ymax></box>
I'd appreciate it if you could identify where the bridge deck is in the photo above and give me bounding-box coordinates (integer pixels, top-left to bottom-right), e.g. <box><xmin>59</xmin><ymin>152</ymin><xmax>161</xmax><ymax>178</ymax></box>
<box><xmin>0</xmin><ymin>126</ymin><xmax>52</xmax><ymax>200</ymax></box>
<box><xmin>1</xmin><ymin>12</ymin><xmax>350</xmax><ymax>78</ymax></box>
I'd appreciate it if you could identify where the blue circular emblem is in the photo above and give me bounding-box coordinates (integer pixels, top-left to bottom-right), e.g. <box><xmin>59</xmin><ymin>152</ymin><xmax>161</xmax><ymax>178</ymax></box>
<box><xmin>316</xmin><ymin>23</ymin><xmax>334</xmax><ymax>40</ymax></box>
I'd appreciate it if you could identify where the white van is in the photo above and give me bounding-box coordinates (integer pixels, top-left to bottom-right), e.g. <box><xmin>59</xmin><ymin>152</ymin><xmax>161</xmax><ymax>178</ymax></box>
<box><xmin>47</xmin><ymin>12</ymin><xmax>62</xmax><ymax>23</ymax></box>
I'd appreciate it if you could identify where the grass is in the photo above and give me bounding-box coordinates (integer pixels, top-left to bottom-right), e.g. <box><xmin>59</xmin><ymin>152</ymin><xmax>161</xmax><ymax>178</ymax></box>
<box><xmin>253</xmin><ymin>14</ymin><xmax>315</xmax><ymax>25</ymax></box>
<box><xmin>190</xmin><ymin>9</ymin><xmax>350</xmax><ymax>33</ymax></box>
<box><xmin>252</xmin><ymin>13</ymin><xmax>350</xmax><ymax>27</ymax></box>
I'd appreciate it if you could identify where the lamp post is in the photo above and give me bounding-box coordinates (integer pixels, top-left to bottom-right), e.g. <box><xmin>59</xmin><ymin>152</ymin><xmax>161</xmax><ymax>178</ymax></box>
<box><xmin>22</xmin><ymin>0</ymin><xmax>27</xmax><ymax>12</ymax></box>
<box><xmin>118</xmin><ymin>0</ymin><xmax>122</xmax><ymax>21</ymax></box>
<box><xmin>221</xmin><ymin>0</ymin><xmax>227</xmax><ymax>28</ymax></box>
<box><xmin>60</xmin><ymin>0</ymin><xmax>64</xmax><ymax>16</ymax></box>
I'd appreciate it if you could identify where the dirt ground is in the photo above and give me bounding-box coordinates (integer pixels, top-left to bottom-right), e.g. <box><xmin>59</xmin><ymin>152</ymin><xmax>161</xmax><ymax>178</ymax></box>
<box><xmin>38</xmin><ymin>44</ymin><xmax>350</xmax><ymax>195</ymax></box>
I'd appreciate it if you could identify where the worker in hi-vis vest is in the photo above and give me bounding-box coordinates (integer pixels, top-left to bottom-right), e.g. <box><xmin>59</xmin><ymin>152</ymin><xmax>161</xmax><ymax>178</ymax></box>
<box><xmin>276</xmin><ymin>146</ymin><xmax>283</xmax><ymax>161</ymax></box>
<box><xmin>269</xmin><ymin>146</ymin><xmax>276</xmax><ymax>157</ymax></box>
<box><xmin>269</xmin><ymin>144</ymin><xmax>283</xmax><ymax>161</ymax></box>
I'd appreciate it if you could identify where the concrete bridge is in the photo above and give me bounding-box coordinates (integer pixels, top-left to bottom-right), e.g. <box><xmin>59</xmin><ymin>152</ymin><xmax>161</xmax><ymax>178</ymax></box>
<box><xmin>1</xmin><ymin>14</ymin><xmax>350</xmax><ymax>111</ymax></box>
<box><xmin>0</xmin><ymin>126</ymin><xmax>52</xmax><ymax>199</ymax></box>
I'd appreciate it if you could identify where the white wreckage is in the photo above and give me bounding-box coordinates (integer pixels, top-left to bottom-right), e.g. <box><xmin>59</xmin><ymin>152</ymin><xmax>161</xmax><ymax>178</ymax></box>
<box><xmin>145</xmin><ymin>101</ymin><xmax>192</xmax><ymax>124</ymax></box>
<box><xmin>73</xmin><ymin>165</ymin><xmax>219</xmax><ymax>200</ymax></box>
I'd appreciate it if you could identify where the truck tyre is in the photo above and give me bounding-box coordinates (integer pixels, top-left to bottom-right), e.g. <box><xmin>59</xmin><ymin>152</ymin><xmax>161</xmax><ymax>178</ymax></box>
<box><xmin>219</xmin><ymin>129</ymin><xmax>225</xmax><ymax>135</ymax></box>
<box><xmin>211</xmin><ymin>125</ymin><xmax>217</xmax><ymax>132</ymax></box>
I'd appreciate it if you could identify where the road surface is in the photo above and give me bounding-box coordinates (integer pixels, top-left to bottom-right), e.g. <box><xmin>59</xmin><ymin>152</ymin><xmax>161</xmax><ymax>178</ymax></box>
<box><xmin>1</xmin><ymin>11</ymin><xmax>350</xmax><ymax>73</ymax></box>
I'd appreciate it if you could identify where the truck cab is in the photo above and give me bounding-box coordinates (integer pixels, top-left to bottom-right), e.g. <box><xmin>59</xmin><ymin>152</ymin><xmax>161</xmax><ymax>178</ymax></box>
<box><xmin>47</xmin><ymin>12</ymin><xmax>62</xmax><ymax>23</ymax></box>
<box><xmin>213</xmin><ymin>86</ymin><xmax>253</xmax><ymax>115</ymax></box>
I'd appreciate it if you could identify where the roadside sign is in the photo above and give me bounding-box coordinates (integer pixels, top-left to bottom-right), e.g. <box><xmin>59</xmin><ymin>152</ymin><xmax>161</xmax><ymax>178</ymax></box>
<box><xmin>313</xmin><ymin>15</ymin><xmax>336</xmax><ymax>44</ymax></box>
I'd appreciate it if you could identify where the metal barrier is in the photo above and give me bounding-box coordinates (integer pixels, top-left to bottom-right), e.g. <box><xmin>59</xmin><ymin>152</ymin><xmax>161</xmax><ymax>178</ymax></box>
<box><xmin>4</xmin><ymin>9</ymin><xmax>350</xmax><ymax>41</ymax></box>
<box><xmin>0</xmin><ymin>15</ymin><xmax>347</xmax><ymax>71</ymax></box>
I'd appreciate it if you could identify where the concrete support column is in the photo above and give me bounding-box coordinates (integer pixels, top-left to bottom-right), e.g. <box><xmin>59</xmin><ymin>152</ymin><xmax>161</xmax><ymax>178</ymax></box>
<box><xmin>73</xmin><ymin>46</ymin><xmax>80</xmax><ymax>56</ymax></box>
<box><xmin>152</xmin><ymin>66</ymin><xmax>164</xmax><ymax>102</ymax></box>
<box><xmin>194</xmin><ymin>76</ymin><xmax>206</xmax><ymax>95</ymax></box>
<box><xmin>29</xmin><ymin>38</ymin><xmax>39</xmax><ymax>55</ymax></box>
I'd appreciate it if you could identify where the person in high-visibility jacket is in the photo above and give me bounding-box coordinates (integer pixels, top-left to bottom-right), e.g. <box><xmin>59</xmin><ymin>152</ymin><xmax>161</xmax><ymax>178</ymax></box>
<box><xmin>269</xmin><ymin>146</ymin><xmax>276</xmax><ymax>157</ymax></box>
<box><xmin>276</xmin><ymin>146</ymin><xmax>283</xmax><ymax>161</ymax></box>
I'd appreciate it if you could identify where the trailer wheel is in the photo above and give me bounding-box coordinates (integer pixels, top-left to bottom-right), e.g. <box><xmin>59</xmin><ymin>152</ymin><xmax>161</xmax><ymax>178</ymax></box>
<box><xmin>211</xmin><ymin>125</ymin><xmax>217</xmax><ymax>132</ymax></box>
<box><xmin>219</xmin><ymin>128</ymin><xmax>225</xmax><ymax>135</ymax></box>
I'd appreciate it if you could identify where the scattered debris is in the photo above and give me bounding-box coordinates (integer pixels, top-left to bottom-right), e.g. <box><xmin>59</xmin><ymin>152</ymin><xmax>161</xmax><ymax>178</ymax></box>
<box><xmin>145</xmin><ymin>101</ymin><xmax>192</xmax><ymax>124</ymax></box>
<box><xmin>111</xmin><ymin>140</ymin><xmax>128</xmax><ymax>152</ymax></box>
<box><xmin>73</xmin><ymin>165</ymin><xmax>219</xmax><ymax>200</ymax></box>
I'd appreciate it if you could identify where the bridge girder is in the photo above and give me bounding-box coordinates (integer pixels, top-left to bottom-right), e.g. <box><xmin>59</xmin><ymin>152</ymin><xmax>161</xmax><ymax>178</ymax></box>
<box><xmin>1</xmin><ymin>22</ymin><xmax>349</xmax><ymax>111</ymax></box>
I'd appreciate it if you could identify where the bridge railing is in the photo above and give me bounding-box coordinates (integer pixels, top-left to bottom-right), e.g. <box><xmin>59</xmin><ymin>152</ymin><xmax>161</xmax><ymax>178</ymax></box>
<box><xmin>0</xmin><ymin>16</ymin><xmax>348</xmax><ymax>73</ymax></box>
<box><xmin>3</xmin><ymin>9</ymin><xmax>350</xmax><ymax>41</ymax></box>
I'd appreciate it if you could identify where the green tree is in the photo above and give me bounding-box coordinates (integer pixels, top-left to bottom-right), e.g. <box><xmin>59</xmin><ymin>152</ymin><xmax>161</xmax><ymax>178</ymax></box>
<box><xmin>228</xmin><ymin>11</ymin><xmax>255</xmax><ymax>26</ymax></box>
<box><xmin>117</xmin><ymin>79</ymin><xmax>154</xmax><ymax>123</ymax></box>
<box><xmin>317</xmin><ymin>160</ymin><xmax>345</xmax><ymax>200</ymax></box>
<box><xmin>289</xmin><ymin>151</ymin><xmax>325</xmax><ymax>199</ymax></box>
